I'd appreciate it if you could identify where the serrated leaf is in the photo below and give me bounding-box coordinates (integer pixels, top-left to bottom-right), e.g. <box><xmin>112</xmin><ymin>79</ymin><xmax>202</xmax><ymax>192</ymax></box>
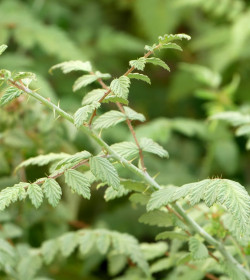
<box><xmin>95</xmin><ymin>71</ymin><xmax>111</xmax><ymax>79</ymax></box>
<box><xmin>104</xmin><ymin>185</ymin><xmax>131</xmax><ymax>201</ymax></box>
<box><xmin>158</xmin><ymin>33</ymin><xmax>191</xmax><ymax>44</ymax></box>
<box><xmin>124</xmin><ymin>106</ymin><xmax>145</xmax><ymax>122</ymax></box>
<box><xmin>41</xmin><ymin>239</ymin><xmax>59</xmax><ymax>264</ymax></box>
<box><xmin>103</xmin><ymin>95</ymin><xmax>128</xmax><ymax>105</ymax></box>
<box><xmin>127</xmin><ymin>73</ymin><xmax>151</xmax><ymax>84</ymax></box>
<box><xmin>96</xmin><ymin>230</ymin><xmax>111</xmax><ymax>254</ymax></box>
<box><xmin>42</xmin><ymin>179</ymin><xmax>62</xmax><ymax>207</ymax></box>
<box><xmin>140</xmin><ymin>242</ymin><xmax>168</xmax><ymax>261</ymax></box>
<box><xmin>93</xmin><ymin>110</ymin><xmax>126</xmax><ymax>129</ymax></box>
<box><xmin>0</xmin><ymin>183</ymin><xmax>28</xmax><ymax>211</ymax></box>
<box><xmin>161</xmin><ymin>43</ymin><xmax>183</xmax><ymax>51</ymax></box>
<box><xmin>82</xmin><ymin>89</ymin><xmax>106</xmax><ymax>105</ymax></box>
<box><xmin>146</xmin><ymin>57</ymin><xmax>170</xmax><ymax>71</ymax></box>
<box><xmin>0</xmin><ymin>45</ymin><xmax>7</xmax><ymax>55</ymax></box>
<box><xmin>54</xmin><ymin>151</ymin><xmax>91</xmax><ymax>170</ymax></box>
<box><xmin>64</xmin><ymin>169</ymin><xmax>91</xmax><ymax>199</ymax></box>
<box><xmin>15</xmin><ymin>153</ymin><xmax>69</xmax><ymax>172</ymax></box>
<box><xmin>110</xmin><ymin>141</ymin><xmax>139</xmax><ymax>160</ymax></box>
<box><xmin>110</xmin><ymin>76</ymin><xmax>130</xmax><ymax>99</ymax></box>
<box><xmin>140</xmin><ymin>137</ymin><xmax>169</xmax><ymax>158</ymax></box>
<box><xmin>78</xmin><ymin>231</ymin><xmax>96</xmax><ymax>255</ymax></box>
<box><xmin>27</xmin><ymin>184</ymin><xmax>43</xmax><ymax>208</ymax></box>
<box><xmin>74</xmin><ymin>102</ymin><xmax>100</xmax><ymax>128</ymax></box>
<box><xmin>129</xmin><ymin>193</ymin><xmax>150</xmax><ymax>206</ymax></box>
<box><xmin>18</xmin><ymin>254</ymin><xmax>42</xmax><ymax>280</ymax></box>
<box><xmin>13</xmin><ymin>72</ymin><xmax>36</xmax><ymax>82</ymax></box>
<box><xmin>156</xmin><ymin>231</ymin><xmax>189</xmax><ymax>241</ymax></box>
<box><xmin>50</xmin><ymin>60</ymin><xmax>92</xmax><ymax>74</ymax></box>
<box><xmin>59</xmin><ymin>232</ymin><xmax>78</xmax><ymax>257</ymax></box>
<box><xmin>89</xmin><ymin>157</ymin><xmax>120</xmax><ymax>190</ymax></box>
<box><xmin>0</xmin><ymin>87</ymin><xmax>22</xmax><ymax>107</ymax></box>
<box><xmin>73</xmin><ymin>74</ymin><xmax>98</xmax><ymax>91</ymax></box>
<box><xmin>129</xmin><ymin>57</ymin><xmax>146</xmax><ymax>71</ymax></box>
<box><xmin>139</xmin><ymin>210</ymin><xmax>173</xmax><ymax>227</ymax></box>
<box><xmin>189</xmin><ymin>237</ymin><xmax>208</xmax><ymax>260</ymax></box>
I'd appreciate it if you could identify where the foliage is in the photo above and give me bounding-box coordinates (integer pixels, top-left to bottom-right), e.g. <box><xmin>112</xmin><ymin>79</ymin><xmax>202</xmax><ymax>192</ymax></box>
<box><xmin>1</xmin><ymin>1</ymin><xmax>250</xmax><ymax>279</ymax></box>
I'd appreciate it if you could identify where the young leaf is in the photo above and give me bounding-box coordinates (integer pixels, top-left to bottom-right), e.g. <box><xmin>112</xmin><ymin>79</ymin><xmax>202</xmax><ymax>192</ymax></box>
<box><xmin>41</xmin><ymin>239</ymin><xmax>59</xmax><ymax>264</ymax></box>
<box><xmin>103</xmin><ymin>95</ymin><xmax>128</xmax><ymax>105</ymax></box>
<box><xmin>13</xmin><ymin>72</ymin><xmax>36</xmax><ymax>82</ymax></box>
<box><xmin>110</xmin><ymin>141</ymin><xmax>139</xmax><ymax>160</ymax></box>
<box><xmin>146</xmin><ymin>57</ymin><xmax>170</xmax><ymax>71</ymax></box>
<box><xmin>104</xmin><ymin>185</ymin><xmax>131</xmax><ymax>201</ymax></box>
<box><xmin>93</xmin><ymin>111</ymin><xmax>126</xmax><ymax>129</ymax></box>
<box><xmin>0</xmin><ymin>45</ymin><xmax>7</xmax><ymax>55</ymax></box>
<box><xmin>110</xmin><ymin>76</ymin><xmax>130</xmax><ymax>99</ymax></box>
<box><xmin>27</xmin><ymin>184</ymin><xmax>43</xmax><ymax>208</ymax></box>
<box><xmin>42</xmin><ymin>179</ymin><xmax>62</xmax><ymax>207</ymax></box>
<box><xmin>82</xmin><ymin>89</ymin><xmax>106</xmax><ymax>105</ymax></box>
<box><xmin>59</xmin><ymin>232</ymin><xmax>79</xmax><ymax>257</ymax></box>
<box><xmin>74</xmin><ymin>102</ymin><xmax>100</xmax><ymax>128</ymax></box>
<box><xmin>189</xmin><ymin>237</ymin><xmax>208</xmax><ymax>260</ymax></box>
<box><xmin>0</xmin><ymin>87</ymin><xmax>22</xmax><ymax>107</ymax></box>
<box><xmin>124</xmin><ymin>106</ymin><xmax>146</xmax><ymax>122</ymax></box>
<box><xmin>140</xmin><ymin>137</ymin><xmax>169</xmax><ymax>158</ymax></box>
<box><xmin>15</xmin><ymin>153</ymin><xmax>69</xmax><ymax>172</ymax></box>
<box><xmin>139</xmin><ymin>210</ymin><xmax>173</xmax><ymax>227</ymax></box>
<box><xmin>127</xmin><ymin>73</ymin><xmax>151</xmax><ymax>84</ymax></box>
<box><xmin>158</xmin><ymin>33</ymin><xmax>191</xmax><ymax>44</ymax></box>
<box><xmin>129</xmin><ymin>57</ymin><xmax>146</xmax><ymax>71</ymax></box>
<box><xmin>89</xmin><ymin>157</ymin><xmax>120</xmax><ymax>190</ymax></box>
<box><xmin>50</xmin><ymin>60</ymin><xmax>92</xmax><ymax>74</ymax></box>
<box><xmin>96</xmin><ymin>230</ymin><xmax>111</xmax><ymax>254</ymax></box>
<box><xmin>156</xmin><ymin>231</ymin><xmax>189</xmax><ymax>241</ymax></box>
<box><xmin>73</xmin><ymin>74</ymin><xmax>98</xmax><ymax>91</ymax></box>
<box><xmin>0</xmin><ymin>183</ymin><xmax>28</xmax><ymax>211</ymax></box>
<box><xmin>140</xmin><ymin>242</ymin><xmax>168</xmax><ymax>261</ymax></box>
<box><xmin>78</xmin><ymin>231</ymin><xmax>96</xmax><ymax>255</ymax></box>
<box><xmin>64</xmin><ymin>169</ymin><xmax>91</xmax><ymax>199</ymax></box>
<box><xmin>161</xmin><ymin>43</ymin><xmax>183</xmax><ymax>51</ymax></box>
<box><xmin>54</xmin><ymin>151</ymin><xmax>91</xmax><ymax>170</ymax></box>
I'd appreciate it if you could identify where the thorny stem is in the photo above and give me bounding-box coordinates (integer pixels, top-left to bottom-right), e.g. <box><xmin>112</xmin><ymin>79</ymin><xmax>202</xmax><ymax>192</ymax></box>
<box><xmin>8</xmin><ymin>81</ymin><xmax>250</xmax><ymax>279</ymax></box>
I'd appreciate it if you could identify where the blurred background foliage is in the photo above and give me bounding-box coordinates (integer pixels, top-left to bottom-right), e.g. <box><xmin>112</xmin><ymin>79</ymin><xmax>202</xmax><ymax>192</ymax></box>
<box><xmin>0</xmin><ymin>0</ymin><xmax>250</xmax><ymax>278</ymax></box>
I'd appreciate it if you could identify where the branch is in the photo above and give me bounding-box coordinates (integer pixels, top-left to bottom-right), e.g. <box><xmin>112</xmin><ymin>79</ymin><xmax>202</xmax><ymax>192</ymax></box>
<box><xmin>9</xmin><ymin>80</ymin><xmax>250</xmax><ymax>280</ymax></box>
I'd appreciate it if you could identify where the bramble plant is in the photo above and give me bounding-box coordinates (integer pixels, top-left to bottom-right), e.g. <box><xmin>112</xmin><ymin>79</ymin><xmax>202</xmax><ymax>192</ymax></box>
<box><xmin>0</xmin><ymin>33</ymin><xmax>250</xmax><ymax>280</ymax></box>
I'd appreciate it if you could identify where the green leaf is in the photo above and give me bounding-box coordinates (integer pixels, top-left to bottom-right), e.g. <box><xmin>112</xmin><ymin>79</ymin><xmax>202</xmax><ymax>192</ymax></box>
<box><xmin>0</xmin><ymin>183</ymin><xmax>28</xmax><ymax>211</ymax></box>
<box><xmin>15</xmin><ymin>153</ymin><xmax>69</xmax><ymax>172</ymax></box>
<box><xmin>110</xmin><ymin>141</ymin><xmax>139</xmax><ymax>160</ymax></box>
<box><xmin>127</xmin><ymin>73</ymin><xmax>151</xmax><ymax>84</ymax></box>
<box><xmin>139</xmin><ymin>210</ymin><xmax>173</xmax><ymax>227</ymax></box>
<box><xmin>27</xmin><ymin>184</ymin><xmax>43</xmax><ymax>208</ymax></box>
<box><xmin>13</xmin><ymin>72</ymin><xmax>36</xmax><ymax>82</ymax></box>
<box><xmin>150</xmin><ymin>257</ymin><xmax>173</xmax><ymax>274</ymax></box>
<box><xmin>156</xmin><ymin>231</ymin><xmax>189</xmax><ymax>241</ymax></box>
<box><xmin>50</xmin><ymin>60</ymin><xmax>92</xmax><ymax>74</ymax></box>
<box><xmin>73</xmin><ymin>74</ymin><xmax>98</xmax><ymax>91</ymax></box>
<box><xmin>0</xmin><ymin>45</ymin><xmax>7</xmax><ymax>56</ymax></box>
<box><xmin>59</xmin><ymin>232</ymin><xmax>79</xmax><ymax>257</ymax></box>
<box><xmin>140</xmin><ymin>242</ymin><xmax>168</xmax><ymax>261</ymax></box>
<box><xmin>74</xmin><ymin>102</ymin><xmax>100</xmax><ymax>128</ymax></box>
<box><xmin>104</xmin><ymin>185</ymin><xmax>131</xmax><ymax>201</ymax></box>
<box><xmin>89</xmin><ymin>157</ymin><xmax>120</xmax><ymax>190</ymax></box>
<box><xmin>18</xmin><ymin>254</ymin><xmax>42</xmax><ymax>280</ymax></box>
<box><xmin>0</xmin><ymin>69</ymin><xmax>11</xmax><ymax>80</ymax></box>
<box><xmin>140</xmin><ymin>137</ymin><xmax>169</xmax><ymax>158</ymax></box>
<box><xmin>96</xmin><ymin>230</ymin><xmax>111</xmax><ymax>254</ymax></box>
<box><xmin>210</xmin><ymin>111</ymin><xmax>250</xmax><ymax>126</ymax></box>
<box><xmin>0</xmin><ymin>87</ymin><xmax>22</xmax><ymax>107</ymax></box>
<box><xmin>64</xmin><ymin>169</ymin><xmax>91</xmax><ymax>199</ymax></box>
<box><xmin>41</xmin><ymin>239</ymin><xmax>59</xmax><ymax>264</ymax></box>
<box><xmin>103</xmin><ymin>95</ymin><xmax>128</xmax><ymax>105</ymax></box>
<box><xmin>95</xmin><ymin>71</ymin><xmax>111</xmax><ymax>80</ymax></box>
<box><xmin>124</xmin><ymin>106</ymin><xmax>146</xmax><ymax>122</ymax></box>
<box><xmin>110</xmin><ymin>76</ymin><xmax>130</xmax><ymax>99</ymax></box>
<box><xmin>42</xmin><ymin>179</ymin><xmax>62</xmax><ymax>207</ymax></box>
<box><xmin>129</xmin><ymin>57</ymin><xmax>146</xmax><ymax>71</ymax></box>
<box><xmin>129</xmin><ymin>193</ymin><xmax>150</xmax><ymax>206</ymax></box>
<box><xmin>158</xmin><ymin>33</ymin><xmax>191</xmax><ymax>44</ymax></box>
<box><xmin>54</xmin><ymin>151</ymin><xmax>92</xmax><ymax>170</ymax></box>
<box><xmin>82</xmin><ymin>89</ymin><xmax>106</xmax><ymax>105</ymax></box>
<box><xmin>93</xmin><ymin>110</ymin><xmax>126</xmax><ymax>129</ymax></box>
<box><xmin>236</xmin><ymin>124</ymin><xmax>250</xmax><ymax>137</ymax></box>
<box><xmin>189</xmin><ymin>237</ymin><xmax>208</xmax><ymax>260</ymax></box>
<box><xmin>161</xmin><ymin>43</ymin><xmax>183</xmax><ymax>51</ymax></box>
<box><xmin>146</xmin><ymin>57</ymin><xmax>170</xmax><ymax>71</ymax></box>
<box><xmin>78</xmin><ymin>231</ymin><xmax>96</xmax><ymax>255</ymax></box>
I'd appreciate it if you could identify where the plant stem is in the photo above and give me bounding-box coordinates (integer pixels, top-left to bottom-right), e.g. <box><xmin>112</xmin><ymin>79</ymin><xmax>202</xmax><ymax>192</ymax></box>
<box><xmin>10</xmin><ymin>79</ymin><xmax>250</xmax><ymax>280</ymax></box>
